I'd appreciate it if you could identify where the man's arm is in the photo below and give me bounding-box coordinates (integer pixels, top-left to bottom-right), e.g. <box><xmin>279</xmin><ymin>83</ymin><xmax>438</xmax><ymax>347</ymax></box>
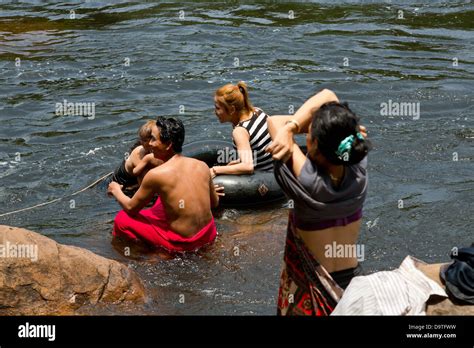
<box><xmin>108</xmin><ymin>171</ymin><xmax>157</xmax><ymax>214</ymax></box>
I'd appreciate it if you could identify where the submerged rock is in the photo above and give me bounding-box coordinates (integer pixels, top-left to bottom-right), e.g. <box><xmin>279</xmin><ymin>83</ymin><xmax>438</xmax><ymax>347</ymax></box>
<box><xmin>0</xmin><ymin>225</ymin><xmax>145</xmax><ymax>315</ymax></box>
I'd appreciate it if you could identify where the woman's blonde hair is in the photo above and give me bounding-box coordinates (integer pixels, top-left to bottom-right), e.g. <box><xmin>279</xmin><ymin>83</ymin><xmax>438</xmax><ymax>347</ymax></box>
<box><xmin>215</xmin><ymin>81</ymin><xmax>254</xmax><ymax>116</ymax></box>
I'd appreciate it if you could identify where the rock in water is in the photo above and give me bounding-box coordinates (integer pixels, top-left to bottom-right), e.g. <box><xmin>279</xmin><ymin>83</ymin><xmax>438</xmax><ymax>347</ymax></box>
<box><xmin>0</xmin><ymin>225</ymin><xmax>145</xmax><ymax>315</ymax></box>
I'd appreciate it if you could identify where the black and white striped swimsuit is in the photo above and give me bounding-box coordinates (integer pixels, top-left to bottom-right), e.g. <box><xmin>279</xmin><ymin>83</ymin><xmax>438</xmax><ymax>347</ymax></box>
<box><xmin>233</xmin><ymin>107</ymin><xmax>273</xmax><ymax>171</ymax></box>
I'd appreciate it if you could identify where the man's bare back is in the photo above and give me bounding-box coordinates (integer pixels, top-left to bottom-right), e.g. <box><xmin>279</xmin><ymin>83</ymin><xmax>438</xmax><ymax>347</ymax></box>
<box><xmin>145</xmin><ymin>155</ymin><xmax>216</xmax><ymax>237</ymax></box>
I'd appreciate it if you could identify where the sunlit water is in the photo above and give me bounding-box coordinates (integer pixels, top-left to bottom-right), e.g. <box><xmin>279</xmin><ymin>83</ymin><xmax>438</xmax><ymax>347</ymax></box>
<box><xmin>0</xmin><ymin>1</ymin><xmax>472</xmax><ymax>315</ymax></box>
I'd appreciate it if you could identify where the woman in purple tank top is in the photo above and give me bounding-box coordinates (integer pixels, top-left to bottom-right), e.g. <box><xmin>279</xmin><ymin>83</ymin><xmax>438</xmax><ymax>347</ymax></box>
<box><xmin>266</xmin><ymin>89</ymin><xmax>372</xmax><ymax>316</ymax></box>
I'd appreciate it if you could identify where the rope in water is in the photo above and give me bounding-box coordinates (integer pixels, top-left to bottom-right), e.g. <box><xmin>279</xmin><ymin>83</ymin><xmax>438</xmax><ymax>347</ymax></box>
<box><xmin>0</xmin><ymin>171</ymin><xmax>114</xmax><ymax>218</ymax></box>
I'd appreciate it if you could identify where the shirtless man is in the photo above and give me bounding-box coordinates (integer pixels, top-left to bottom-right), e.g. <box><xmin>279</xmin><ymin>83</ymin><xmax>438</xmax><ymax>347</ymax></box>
<box><xmin>108</xmin><ymin>117</ymin><xmax>223</xmax><ymax>251</ymax></box>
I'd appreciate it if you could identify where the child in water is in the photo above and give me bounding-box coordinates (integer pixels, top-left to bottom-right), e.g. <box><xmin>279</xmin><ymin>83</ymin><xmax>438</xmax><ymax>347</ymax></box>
<box><xmin>111</xmin><ymin>120</ymin><xmax>162</xmax><ymax>190</ymax></box>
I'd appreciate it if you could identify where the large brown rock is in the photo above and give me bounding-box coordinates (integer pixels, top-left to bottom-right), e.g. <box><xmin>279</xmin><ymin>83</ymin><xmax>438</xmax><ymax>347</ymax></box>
<box><xmin>0</xmin><ymin>225</ymin><xmax>145</xmax><ymax>315</ymax></box>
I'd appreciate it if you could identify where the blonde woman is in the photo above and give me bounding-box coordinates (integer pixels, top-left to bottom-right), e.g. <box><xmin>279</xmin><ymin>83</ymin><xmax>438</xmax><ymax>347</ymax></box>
<box><xmin>211</xmin><ymin>81</ymin><xmax>273</xmax><ymax>178</ymax></box>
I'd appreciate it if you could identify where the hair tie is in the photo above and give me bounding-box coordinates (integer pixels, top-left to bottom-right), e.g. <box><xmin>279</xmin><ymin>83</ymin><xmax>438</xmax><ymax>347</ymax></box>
<box><xmin>335</xmin><ymin>132</ymin><xmax>363</xmax><ymax>161</ymax></box>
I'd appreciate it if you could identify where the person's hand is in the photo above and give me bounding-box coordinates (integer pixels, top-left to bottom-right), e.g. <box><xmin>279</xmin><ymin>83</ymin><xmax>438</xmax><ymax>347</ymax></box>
<box><xmin>266</xmin><ymin>124</ymin><xmax>295</xmax><ymax>162</ymax></box>
<box><xmin>210</xmin><ymin>167</ymin><xmax>217</xmax><ymax>179</ymax></box>
<box><xmin>214</xmin><ymin>184</ymin><xmax>225</xmax><ymax>197</ymax></box>
<box><xmin>359</xmin><ymin>125</ymin><xmax>368</xmax><ymax>138</ymax></box>
<box><xmin>107</xmin><ymin>182</ymin><xmax>123</xmax><ymax>197</ymax></box>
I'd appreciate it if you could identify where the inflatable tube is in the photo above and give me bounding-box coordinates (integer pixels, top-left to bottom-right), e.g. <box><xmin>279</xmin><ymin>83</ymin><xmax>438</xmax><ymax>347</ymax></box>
<box><xmin>182</xmin><ymin>140</ymin><xmax>285</xmax><ymax>207</ymax></box>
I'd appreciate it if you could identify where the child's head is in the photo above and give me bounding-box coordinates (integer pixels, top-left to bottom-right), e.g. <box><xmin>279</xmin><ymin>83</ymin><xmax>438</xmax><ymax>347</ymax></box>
<box><xmin>214</xmin><ymin>81</ymin><xmax>253</xmax><ymax>124</ymax></box>
<box><xmin>138</xmin><ymin>120</ymin><xmax>155</xmax><ymax>152</ymax></box>
<box><xmin>308</xmin><ymin>102</ymin><xmax>372</xmax><ymax>165</ymax></box>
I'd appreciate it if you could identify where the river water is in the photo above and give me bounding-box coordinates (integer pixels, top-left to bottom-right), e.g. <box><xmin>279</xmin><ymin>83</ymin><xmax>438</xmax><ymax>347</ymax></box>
<box><xmin>0</xmin><ymin>1</ymin><xmax>472</xmax><ymax>315</ymax></box>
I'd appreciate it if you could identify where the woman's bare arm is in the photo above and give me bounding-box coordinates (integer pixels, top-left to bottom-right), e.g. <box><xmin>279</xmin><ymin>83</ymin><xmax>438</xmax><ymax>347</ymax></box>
<box><xmin>267</xmin><ymin>116</ymin><xmax>307</xmax><ymax>176</ymax></box>
<box><xmin>266</xmin><ymin>89</ymin><xmax>339</xmax><ymax>161</ymax></box>
<box><xmin>211</xmin><ymin>127</ymin><xmax>254</xmax><ymax>176</ymax></box>
<box><xmin>292</xmin><ymin>89</ymin><xmax>339</xmax><ymax>133</ymax></box>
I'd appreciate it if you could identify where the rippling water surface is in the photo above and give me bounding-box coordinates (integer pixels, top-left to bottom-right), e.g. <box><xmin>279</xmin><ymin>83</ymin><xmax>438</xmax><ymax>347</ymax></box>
<box><xmin>0</xmin><ymin>1</ymin><xmax>472</xmax><ymax>315</ymax></box>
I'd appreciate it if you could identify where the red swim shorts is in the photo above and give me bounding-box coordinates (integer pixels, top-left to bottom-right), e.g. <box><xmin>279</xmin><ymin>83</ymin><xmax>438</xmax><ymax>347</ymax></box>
<box><xmin>113</xmin><ymin>197</ymin><xmax>217</xmax><ymax>252</ymax></box>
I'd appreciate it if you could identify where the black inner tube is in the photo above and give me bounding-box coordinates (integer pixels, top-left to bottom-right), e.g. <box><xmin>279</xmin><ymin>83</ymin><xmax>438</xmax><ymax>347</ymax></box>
<box><xmin>182</xmin><ymin>140</ymin><xmax>286</xmax><ymax>207</ymax></box>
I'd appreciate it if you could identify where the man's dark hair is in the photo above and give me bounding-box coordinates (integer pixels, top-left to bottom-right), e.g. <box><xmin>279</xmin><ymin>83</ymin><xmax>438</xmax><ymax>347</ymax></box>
<box><xmin>155</xmin><ymin>116</ymin><xmax>185</xmax><ymax>153</ymax></box>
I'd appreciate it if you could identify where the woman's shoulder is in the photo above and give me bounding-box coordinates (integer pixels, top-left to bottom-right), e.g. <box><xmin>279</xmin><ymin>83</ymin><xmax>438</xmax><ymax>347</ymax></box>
<box><xmin>253</xmin><ymin>106</ymin><xmax>267</xmax><ymax>117</ymax></box>
<box><xmin>353</xmin><ymin>155</ymin><xmax>368</xmax><ymax>171</ymax></box>
<box><xmin>232</xmin><ymin>125</ymin><xmax>251</xmax><ymax>142</ymax></box>
<box><xmin>298</xmin><ymin>156</ymin><xmax>320</xmax><ymax>191</ymax></box>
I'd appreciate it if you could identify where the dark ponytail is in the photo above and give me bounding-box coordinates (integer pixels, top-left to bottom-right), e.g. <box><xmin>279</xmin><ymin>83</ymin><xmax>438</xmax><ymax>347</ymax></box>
<box><xmin>311</xmin><ymin>102</ymin><xmax>372</xmax><ymax>165</ymax></box>
<box><xmin>349</xmin><ymin>129</ymin><xmax>370</xmax><ymax>165</ymax></box>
